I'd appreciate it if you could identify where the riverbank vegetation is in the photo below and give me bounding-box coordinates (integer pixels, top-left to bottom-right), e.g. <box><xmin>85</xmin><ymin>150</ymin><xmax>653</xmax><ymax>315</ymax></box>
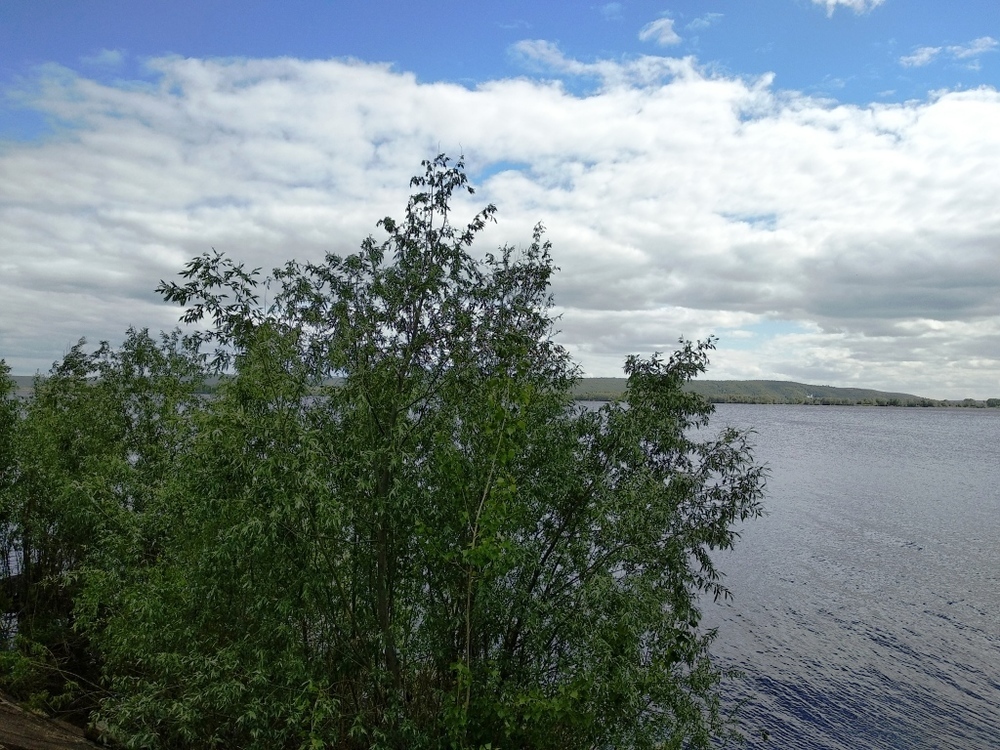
<box><xmin>1</xmin><ymin>156</ymin><xmax>765</xmax><ymax>749</ymax></box>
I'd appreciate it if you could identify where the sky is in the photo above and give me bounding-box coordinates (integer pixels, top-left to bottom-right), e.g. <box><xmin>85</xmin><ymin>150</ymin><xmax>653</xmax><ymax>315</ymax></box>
<box><xmin>1</xmin><ymin>0</ymin><xmax>999</xmax><ymax>399</ymax></box>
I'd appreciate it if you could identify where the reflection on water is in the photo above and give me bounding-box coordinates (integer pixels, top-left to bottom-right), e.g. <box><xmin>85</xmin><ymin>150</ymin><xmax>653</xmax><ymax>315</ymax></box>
<box><xmin>702</xmin><ymin>404</ymin><xmax>1000</xmax><ymax>749</ymax></box>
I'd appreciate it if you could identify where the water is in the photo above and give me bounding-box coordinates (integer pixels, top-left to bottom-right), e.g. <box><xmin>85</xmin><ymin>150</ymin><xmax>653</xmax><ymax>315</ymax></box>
<box><xmin>702</xmin><ymin>404</ymin><xmax>1000</xmax><ymax>749</ymax></box>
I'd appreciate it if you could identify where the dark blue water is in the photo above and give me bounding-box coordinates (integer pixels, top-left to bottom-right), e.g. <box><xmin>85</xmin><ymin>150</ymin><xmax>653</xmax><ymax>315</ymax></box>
<box><xmin>702</xmin><ymin>404</ymin><xmax>1000</xmax><ymax>749</ymax></box>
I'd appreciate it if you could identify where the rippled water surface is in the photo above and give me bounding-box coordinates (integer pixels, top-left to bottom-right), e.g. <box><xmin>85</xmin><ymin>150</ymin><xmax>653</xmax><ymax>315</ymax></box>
<box><xmin>702</xmin><ymin>404</ymin><xmax>1000</xmax><ymax>749</ymax></box>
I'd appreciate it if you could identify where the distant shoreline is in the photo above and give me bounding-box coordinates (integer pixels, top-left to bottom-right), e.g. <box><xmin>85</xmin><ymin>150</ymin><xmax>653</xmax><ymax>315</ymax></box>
<box><xmin>8</xmin><ymin>374</ymin><xmax>997</xmax><ymax>408</ymax></box>
<box><xmin>572</xmin><ymin>378</ymin><xmax>999</xmax><ymax>408</ymax></box>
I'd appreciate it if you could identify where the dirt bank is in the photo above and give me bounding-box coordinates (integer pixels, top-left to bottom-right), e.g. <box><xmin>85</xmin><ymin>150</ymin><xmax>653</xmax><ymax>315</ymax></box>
<box><xmin>0</xmin><ymin>693</ymin><xmax>102</xmax><ymax>750</ymax></box>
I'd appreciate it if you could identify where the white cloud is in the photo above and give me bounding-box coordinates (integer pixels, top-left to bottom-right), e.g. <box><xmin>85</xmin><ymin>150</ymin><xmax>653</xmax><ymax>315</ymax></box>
<box><xmin>638</xmin><ymin>17</ymin><xmax>681</xmax><ymax>46</ymax></box>
<box><xmin>687</xmin><ymin>13</ymin><xmax>723</xmax><ymax>31</ymax></box>
<box><xmin>511</xmin><ymin>39</ymin><xmax>696</xmax><ymax>87</ymax></box>
<box><xmin>81</xmin><ymin>48</ymin><xmax>126</xmax><ymax>67</ymax></box>
<box><xmin>2</xmin><ymin>52</ymin><xmax>1000</xmax><ymax>398</ymax></box>
<box><xmin>901</xmin><ymin>36</ymin><xmax>998</xmax><ymax>68</ymax></box>
<box><xmin>900</xmin><ymin>46</ymin><xmax>942</xmax><ymax>68</ymax></box>
<box><xmin>949</xmin><ymin>36</ymin><xmax>999</xmax><ymax>59</ymax></box>
<box><xmin>599</xmin><ymin>3</ymin><xmax>623</xmax><ymax>21</ymax></box>
<box><xmin>813</xmin><ymin>0</ymin><xmax>885</xmax><ymax>16</ymax></box>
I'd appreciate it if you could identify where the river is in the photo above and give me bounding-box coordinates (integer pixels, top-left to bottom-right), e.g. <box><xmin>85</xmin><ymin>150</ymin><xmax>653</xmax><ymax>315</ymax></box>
<box><xmin>701</xmin><ymin>404</ymin><xmax>1000</xmax><ymax>749</ymax></box>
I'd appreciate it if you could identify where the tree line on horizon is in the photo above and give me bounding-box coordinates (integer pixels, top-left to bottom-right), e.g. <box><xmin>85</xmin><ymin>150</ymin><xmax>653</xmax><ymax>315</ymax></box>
<box><xmin>11</xmin><ymin>374</ymin><xmax>997</xmax><ymax>409</ymax></box>
<box><xmin>571</xmin><ymin>378</ymin><xmax>1000</xmax><ymax>407</ymax></box>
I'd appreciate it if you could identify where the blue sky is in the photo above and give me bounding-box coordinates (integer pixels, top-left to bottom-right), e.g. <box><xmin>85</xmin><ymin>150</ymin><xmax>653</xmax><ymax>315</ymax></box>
<box><xmin>4</xmin><ymin>0</ymin><xmax>997</xmax><ymax>107</ymax></box>
<box><xmin>1</xmin><ymin>0</ymin><xmax>999</xmax><ymax>397</ymax></box>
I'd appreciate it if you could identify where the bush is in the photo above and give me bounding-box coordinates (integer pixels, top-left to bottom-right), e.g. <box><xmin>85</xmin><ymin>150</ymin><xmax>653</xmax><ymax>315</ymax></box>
<box><xmin>7</xmin><ymin>156</ymin><xmax>765</xmax><ymax>749</ymax></box>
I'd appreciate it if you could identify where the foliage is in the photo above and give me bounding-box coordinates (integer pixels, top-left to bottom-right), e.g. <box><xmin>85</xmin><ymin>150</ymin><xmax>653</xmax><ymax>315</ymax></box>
<box><xmin>3</xmin><ymin>156</ymin><xmax>765</xmax><ymax>748</ymax></box>
<box><xmin>0</xmin><ymin>359</ymin><xmax>19</xmax><ymax>637</ymax></box>
<box><xmin>0</xmin><ymin>360</ymin><xmax>17</xmax><ymax>526</ymax></box>
<box><xmin>0</xmin><ymin>331</ymin><xmax>206</xmax><ymax>717</ymax></box>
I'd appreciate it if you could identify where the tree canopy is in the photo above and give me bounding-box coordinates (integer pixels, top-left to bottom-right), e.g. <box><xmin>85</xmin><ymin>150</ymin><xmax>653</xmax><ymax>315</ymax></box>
<box><xmin>1</xmin><ymin>155</ymin><xmax>765</xmax><ymax>749</ymax></box>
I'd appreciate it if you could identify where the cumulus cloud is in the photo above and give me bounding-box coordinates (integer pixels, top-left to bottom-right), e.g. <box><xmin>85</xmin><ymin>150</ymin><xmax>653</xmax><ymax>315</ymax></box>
<box><xmin>2</xmin><ymin>51</ymin><xmax>1000</xmax><ymax>397</ymax></box>
<box><xmin>638</xmin><ymin>17</ymin><xmax>681</xmax><ymax>46</ymax></box>
<box><xmin>813</xmin><ymin>0</ymin><xmax>885</xmax><ymax>16</ymax></box>
<box><xmin>901</xmin><ymin>36</ymin><xmax>998</xmax><ymax>67</ymax></box>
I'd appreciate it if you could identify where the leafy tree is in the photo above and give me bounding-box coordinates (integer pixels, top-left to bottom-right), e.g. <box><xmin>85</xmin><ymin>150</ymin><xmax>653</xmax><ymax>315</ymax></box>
<box><xmin>98</xmin><ymin>156</ymin><xmax>763</xmax><ymax>748</ymax></box>
<box><xmin>0</xmin><ymin>331</ymin><xmax>206</xmax><ymax>717</ymax></box>
<box><xmin>0</xmin><ymin>360</ymin><xmax>17</xmax><ymax>519</ymax></box>
<box><xmin>7</xmin><ymin>155</ymin><xmax>765</xmax><ymax>748</ymax></box>
<box><xmin>0</xmin><ymin>360</ymin><xmax>19</xmax><ymax>625</ymax></box>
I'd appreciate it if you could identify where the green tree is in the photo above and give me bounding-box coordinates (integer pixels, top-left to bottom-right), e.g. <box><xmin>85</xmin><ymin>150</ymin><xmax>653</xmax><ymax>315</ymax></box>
<box><xmin>0</xmin><ymin>360</ymin><xmax>19</xmax><ymax>621</ymax></box>
<box><xmin>6</xmin><ymin>155</ymin><xmax>764</xmax><ymax>748</ymax></box>
<box><xmin>84</xmin><ymin>155</ymin><xmax>765</xmax><ymax>749</ymax></box>
<box><xmin>0</xmin><ymin>331</ymin><xmax>206</xmax><ymax>717</ymax></box>
<box><xmin>0</xmin><ymin>360</ymin><xmax>17</xmax><ymax>517</ymax></box>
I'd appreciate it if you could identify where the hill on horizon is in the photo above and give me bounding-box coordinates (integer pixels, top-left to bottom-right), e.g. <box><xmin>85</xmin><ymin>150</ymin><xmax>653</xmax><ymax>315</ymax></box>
<box><xmin>7</xmin><ymin>374</ymin><xmax>994</xmax><ymax>407</ymax></box>
<box><xmin>573</xmin><ymin>378</ymin><xmax>993</xmax><ymax>407</ymax></box>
